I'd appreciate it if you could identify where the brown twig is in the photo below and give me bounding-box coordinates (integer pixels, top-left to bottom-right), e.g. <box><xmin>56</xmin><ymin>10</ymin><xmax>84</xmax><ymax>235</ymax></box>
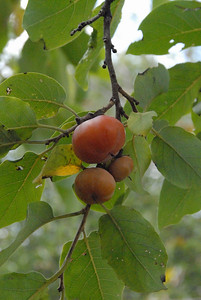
<box><xmin>70</xmin><ymin>0</ymin><xmax>115</xmax><ymax>37</ymax></box>
<box><xmin>118</xmin><ymin>85</ymin><xmax>139</xmax><ymax>112</ymax></box>
<box><xmin>53</xmin><ymin>207</ymin><xmax>89</xmax><ymax>221</ymax></box>
<box><xmin>70</xmin><ymin>0</ymin><xmax>126</xmax><ymax>120</ymax></box>
<box><xmin>102</xmin><ymin>0</ymin><xmax>122</xmax><ymax>120</ymax></box>
<box><xmin>70</xmin><ymin>10</ymin><xmax>104</xmax><ymax>36</ymax></box>
<box><xmin>57</xmin><ymin>274</ymin><xmax>64</xmax><ymax>293</ymax></box>
<box><xmin>56</xmin><ymin>204</ymin><xmax>91</xmax><ymax>299</ymax></box>
<box><xmin>60</xmin><ymin>204</ymin><xmax>90</xmax><ymax>266</ymax></box>
<box><xmin>56</xmin><ymin>203</ymin><xmax>90</xmax><ymax>282</ymax></box>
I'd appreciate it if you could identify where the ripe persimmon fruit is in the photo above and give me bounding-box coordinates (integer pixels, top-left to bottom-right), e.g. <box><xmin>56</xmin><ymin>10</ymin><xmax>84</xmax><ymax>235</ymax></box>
<box><xmin>108</xmin><ymin>156</ymin><xmax>134</xmax><ymax>182</ymax></box>
<box><xmin>74</xmin><ymin>167</ymin><xmax>116</xmax><ymax>204</ymax></box>
<box><xmin>72</xmin><ymin>115</ymin><xmax>125</xmax><ymax>163</ymax></box>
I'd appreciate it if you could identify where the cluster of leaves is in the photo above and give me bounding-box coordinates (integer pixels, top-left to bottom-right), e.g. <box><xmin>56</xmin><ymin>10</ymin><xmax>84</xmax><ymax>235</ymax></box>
<box><xmin>0</xmin><ymin>0</ymin><xmax>201</xmax><ymax>299</ymax></box>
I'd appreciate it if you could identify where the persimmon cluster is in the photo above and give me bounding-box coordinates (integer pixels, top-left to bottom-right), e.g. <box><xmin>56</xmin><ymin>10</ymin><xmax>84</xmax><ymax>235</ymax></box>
<box><xmin>72</xmin><ymin>115</ymin><xmax>134</xmax><ymax>205</ymax></box>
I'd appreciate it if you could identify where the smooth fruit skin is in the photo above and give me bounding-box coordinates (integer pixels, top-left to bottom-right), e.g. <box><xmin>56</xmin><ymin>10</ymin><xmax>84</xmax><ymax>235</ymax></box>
<box><xmin>72</xmin><ymin>115</ymin><xmax>125</xmax><ymax>163</ymax></box>
<box><xmin>108</xmin><ymin>156</ymin><xmax>134</xmax><ymax>182</ymax></box>
<box><xmin>74</xmin><ymin>168</ymin><xmax>116</xmax><ymax>204</ymax></box>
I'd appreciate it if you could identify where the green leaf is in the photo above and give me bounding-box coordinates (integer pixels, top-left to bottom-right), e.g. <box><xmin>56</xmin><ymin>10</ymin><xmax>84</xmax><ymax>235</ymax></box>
<box><xmin>19</xmin><ymin>39</ymin><xmax>69</xmax><ymax>91</ymax></box>
<box><xmin>127</xmin><ymin>1</ymin><xmax>201</xmax><ymax>55</ymax></box>
<box><xmin>0</xmin><ymin>125</ymin><xmax>21</xmax><ymax>158</ymax></box>
<box><xmin>62</xmin><ymin>31</ymin><xmax>90</xmax><ymax>66</ymax></box>
<box><xmin>148</xmin><ymin>62</ymin><xmax>201</xmax><ymax>124</ymax></box>
<box><xmin>123</xmin><ymin>136</ymin><xmax>151</xmax><ymax>194</ymax></box>
<box><xmin>152</xmin><ymin>0</ymin><xmax>187</xmax><ymax>10</ymax></box>
<box><xmin>127</xmin><ymin>111</ymin><xmax>157</xmax><ymax>136</ymax></box>
<box><xmin>75</xmin><ymin>30</ymin><xmax>101</xmax><ymax>90</ymax></box>
<box><xmin>0</xmin><ymin>1</ymin><xmax>13</xmax><ymax>53</ymax></box>
<box><xmin>152</xmin><ymin>0</ymin><xmax>169</xmax><ymax>9</ymax></box>
<box><xmin>60</xmin><ymin>231</ymin><xmax>124</xmax><ymax>300</ymax></box>
<box><xmin>0</xmin><ymin>96</ymin><xmax>37</xmax><ymax>157</ymax></box>
<box><xmin>23</xmin><ymin>0</ymin><xmax>96</xmax><ymax>50</ymax></box>
<box><xmin>134</xmin><ymin>64</ymin><xmax>169</xmax><ymax>111</ymax></box>
<box><xmin>151</xmin><ymin>126</ymin><xmax>201</xmax><ymax>189</ymax></box>
<box><xmin>197</xmin><ymin>131</ymin><xmax>201</xmax><ymax>140</ymax></box>
<box><xmin>152</xmin><ymin>119</ymin><xmax>169</xmax><ymax>132</ymax></box>
<box><xmin>0</xmin><ymin>272</ymin><xmax>47</xmax><ymax>300</ymax></box>
<box><xmin>0</xmin><ymin>202</ymin><xmax>54</xmax><ymax>267</ymax></box>
<box><xmin>99</xmin><ymin>206</ymin><xmax>167</xmax><ymax>292</ymax></box>
<box><xmin>158</xmin><ymin>179</ymin><xmax>201</xmax><ymax>229</ymax></box>
<box><xmin>34</xmin><ymin>144</ymin><xmax>82</xmax><ymax>184</ymax></box>
<box><xmin>0</xmin><ymin>72</ymin><xmax>66</xmax><ymax>119</ymax></box>
<box><xmin>0</xmin><ymin>152</ymin><xmax>45</xmax><ymax>228</ymax></box>
<box><xmin>75</xmin><ymin>0</ymin><xmax>125</xmax><ymax>89</ymax></box>
<box><xmin>0</xmin><ymin>96</ymin><xmax>37</xmax><ymax>139</ymax></box>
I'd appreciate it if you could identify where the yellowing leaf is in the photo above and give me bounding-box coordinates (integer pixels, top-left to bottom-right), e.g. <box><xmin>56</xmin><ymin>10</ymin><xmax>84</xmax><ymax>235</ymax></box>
<box><xmin>49</xmin><ymin>165</ymin><xmax>81</xmax><ymax>177</ymax></box>
<box><xmin>34</xmin><ymin>144</ymin><xmax>82</xmax><ymax>184</ymax></box>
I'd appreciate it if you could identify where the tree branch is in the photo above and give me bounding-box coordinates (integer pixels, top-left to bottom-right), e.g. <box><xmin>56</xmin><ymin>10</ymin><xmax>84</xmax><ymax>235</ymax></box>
<box><xmin>102</xmin><ymin>0</ymin><xmax>122</xmax><ymax>120</ymax></box>
<box><xmin>70</xmin><ymin>0</ymin><xmax>115</xmax><ymax>37</ymax></box>
<box><xmin>70</xmin><ymin>0</ymin><xmax>126</xmax><ymax>120</ymax></box>
<box><xmin>59</xmin><ymin>204</ymin><xmax>90</xmax><ymax>268</ymax></box>
<box><xmin>71</xmin><ymin>9</ymin><xmax>104</xmax><ymax>36</ymax></box>
<box><xmin>53</xmin><ymin>204</ymin><xmax>91</xmax><ymax>298</ymax></box>
<box><xmin>58</xmin><ymin>274</ymin><xmax>65</xmax><ymax>300</ymax></box>
<box><xmin>118</xmin><ymin>85</ymin><xmax>139</xmax><ymax>112</ymax></box>
<box><xmin>53</xmin><ymin>207</ymin><xmax>88</xmax><ymax>221</ymax></box>
<box><xmin>69</xmin><ymin>0</ymin><xmax>139</xmax><ymax>120</ymax></box>
<box><xmin>29</xmin><ymin>204</ymin><xmax>91</xmax><ymax>300</ymax></box>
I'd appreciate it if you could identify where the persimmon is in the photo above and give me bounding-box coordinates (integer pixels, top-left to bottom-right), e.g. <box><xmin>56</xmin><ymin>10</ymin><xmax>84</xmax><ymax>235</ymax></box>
<box><xmin>108</xmin><ymin>156</ymin><xmax>134</xmax><ymax>182</ymax></box>
<box><xmin>72</xmin><ymin>115</ymin><xmax>125</xmax><ymax>163</ymax></box>
<box><xmin>74</xmin><ymin>167</ymin><xmax>116</xmax><ymax>204</ymax></box>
